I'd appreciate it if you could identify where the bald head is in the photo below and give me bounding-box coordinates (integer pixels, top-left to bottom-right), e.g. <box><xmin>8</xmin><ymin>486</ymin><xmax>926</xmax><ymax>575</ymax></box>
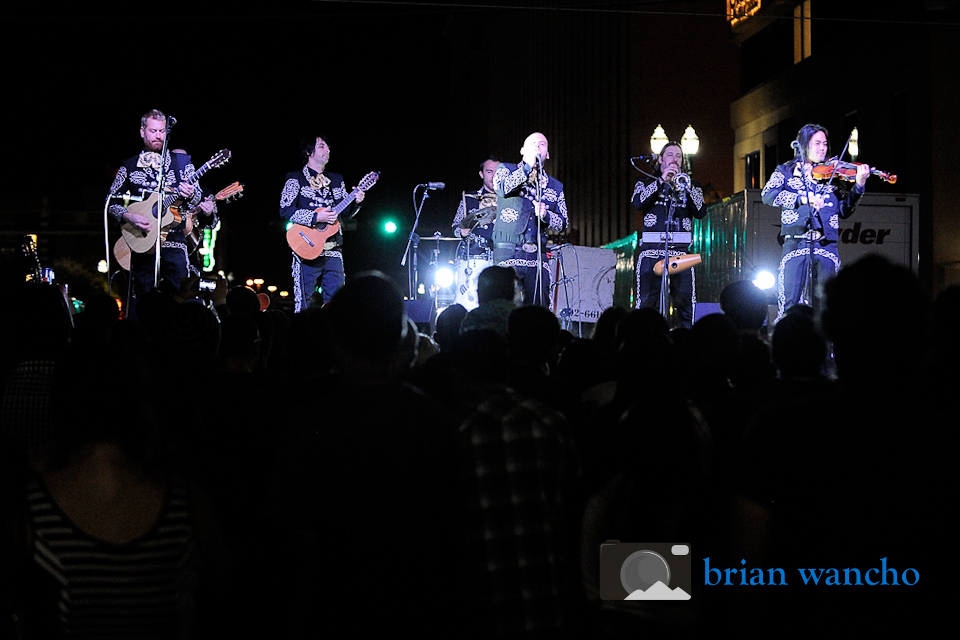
<box><xmin>521</xmin><ymin>132</ymin><xmax>549</xmax><ymax>166</ymax></box>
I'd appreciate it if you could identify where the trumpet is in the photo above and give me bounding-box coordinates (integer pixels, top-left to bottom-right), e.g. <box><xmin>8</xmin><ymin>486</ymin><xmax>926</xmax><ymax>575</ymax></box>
<box><xmin>673</xmin><ymin>172</ymin><xmax>691</xmax><ymax>191</ymax></box>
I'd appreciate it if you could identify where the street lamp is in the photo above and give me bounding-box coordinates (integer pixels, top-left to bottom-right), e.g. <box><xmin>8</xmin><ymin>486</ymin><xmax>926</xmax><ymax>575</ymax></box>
<box><xmin>849</xmin><ymin>127</ymin><xmax>859</xmax><ymax>159</ymax></box>
<box><xmin>681</xmin><ymin>125</ymin><xmax>700</xmax><ymax>156</ymax></box>
<box><xmin>681</xmin><ymin>125</ymin><xmax>700</xmax><ymax>176</ymax></box>
<box><xmin>650</xmin><ymin>124</ymin><xmax>669</xmax><ymax>155</ymax></box>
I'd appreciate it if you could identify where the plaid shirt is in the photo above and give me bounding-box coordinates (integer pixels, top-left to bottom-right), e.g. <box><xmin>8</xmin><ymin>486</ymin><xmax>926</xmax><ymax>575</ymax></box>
<box><xmin>1</xmin><ymin>360</ymin><xmax>57</xmax><ymax>448</ymax></box>
<box><xmin>458</xmin><ymin>387</ymin><xmax>582</xmax><ymax>637</ymax></box>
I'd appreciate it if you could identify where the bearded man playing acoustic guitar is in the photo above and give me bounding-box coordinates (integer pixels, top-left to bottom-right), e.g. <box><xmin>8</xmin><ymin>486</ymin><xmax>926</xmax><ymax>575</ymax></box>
<box><xmin>108</xmin><ymin>109</ymin><xmax>207</xmax><ymax>318</ymax></box>
<box><xmin>280</xmin><ymin>133</ymin><xmax>365</xmax><ymax>312</ymax></box>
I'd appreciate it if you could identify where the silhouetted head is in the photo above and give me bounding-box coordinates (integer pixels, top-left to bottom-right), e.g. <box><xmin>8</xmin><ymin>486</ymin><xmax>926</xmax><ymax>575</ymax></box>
<box><xmin>218</xmin><ymin>313</ymin><xmax>261</xmax><ymax>360</ymax></box>
<box><xmin>1</xmin><ymin>282</ymin><xmax>72</xmax><ymax>367</ymax></box>
<box><xmin>720</xmin><ymin>280</ymin><xmax>769</xmax><ymax>332</ymax></box>
<box><xmin>772</xmin><ymin>306</ymin><xmax>827</xmax><ymax>378</ymax></box>
<box><xmin>821</xmin><ymin>254</ymin><xmax>929</xmax><ymax>385</ymax></box>
<box><xmin>325</xmin><ymin>271</ymin><xmax>407</xmax><ymax>367</ymax></box>
<box><xmin>508</xmin><ymin>304</ymin><xmax>561</xmax><ymax>368</ymax></box>
<box><xmin>435</xmin><ymin>304</ymin><xmax>467</xmax><ymax>352</ymax></box>
<box><xmin>226</xmin><ymin>285</ymin><xmax>262</xmax><ymax>316</ymax></box>
<box><xmin>477</xmin><ymin>266</ymin><xmax>519</xmax><ymax>304</ymax></box>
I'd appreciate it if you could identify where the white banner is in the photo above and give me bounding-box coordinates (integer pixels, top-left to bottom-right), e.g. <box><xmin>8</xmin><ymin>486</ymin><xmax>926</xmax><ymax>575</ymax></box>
<box><xmin>547</xmin><ymin>245</ymin><xmax>616</xmax><ymax>323</ymax></box>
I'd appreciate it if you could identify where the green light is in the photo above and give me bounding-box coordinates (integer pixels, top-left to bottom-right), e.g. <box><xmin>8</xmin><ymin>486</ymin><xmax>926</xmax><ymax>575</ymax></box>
<box><xmin>384</xmin><ymin>220</ymin><xmax>398</xmax><ymax>234</ymax></box>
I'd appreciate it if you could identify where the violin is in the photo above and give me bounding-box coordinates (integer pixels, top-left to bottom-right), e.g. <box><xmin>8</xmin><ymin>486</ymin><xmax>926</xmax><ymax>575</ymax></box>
<box><xmin>811</xmin><ymin>158</ymin><xmax>897</xmax><ymax>185</ymax></box>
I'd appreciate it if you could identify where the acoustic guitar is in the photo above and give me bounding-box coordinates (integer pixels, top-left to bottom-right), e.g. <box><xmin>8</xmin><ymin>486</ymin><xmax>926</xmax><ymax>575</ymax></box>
<box><xmin>114</xmin><ymin>181</ymin><xmax>244</xmax><ymax>271</ymax></box>
<box><xmin>286</xmin><ymin>171</ymin><xmax>379</xmax><ymax>260</ymax></box>
<box><xmin>119</xmin><ymin>149</ymin><xmax>231</xmax><ymax>254</ymax></box>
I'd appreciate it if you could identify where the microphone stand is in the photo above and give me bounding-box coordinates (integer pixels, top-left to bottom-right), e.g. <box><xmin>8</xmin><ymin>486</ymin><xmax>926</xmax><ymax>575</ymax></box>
<box><xmin>460</xmin><ymin>191</ymin><xmax>472</xmax><ymax>261</ymax></box>
<box><xmin>402</xmin><ymin>184</ymin><xmax>431</xmax><ymax>299</ymax></box>
<box><xmin>798</xmin><ymin>132</ymin><xmax>853</xmax><ymax>312</ymax></box>
<box><xmin>533</xmin><ymin>155</ymin><xmax>545</xmax><ymax>306</ymax></box>
<box><xmin>103</xmin><ymin>192</ymin><xmax>143</xmax><ymax>316</ymax></box>
<box><xmin>154</xmin><ymin>129</ymin><xmax>174</xmax><ymax>289</ymax></box>
<box><xmin>658</xmin><ymin>182</ymin><xmax>680</xmax><ymax>322</ymax></box>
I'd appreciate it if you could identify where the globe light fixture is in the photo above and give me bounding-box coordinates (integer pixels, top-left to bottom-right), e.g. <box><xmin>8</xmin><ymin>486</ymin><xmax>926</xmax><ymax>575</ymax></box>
<box><xmin>650</xmin><ymin>124</ymin><xmax>669</xmax><ymax>155</ymax></box>
<box><xmin>681</xmin><ymin>125</ymin><xmax>700</xmax><ymax>156</ymax></box>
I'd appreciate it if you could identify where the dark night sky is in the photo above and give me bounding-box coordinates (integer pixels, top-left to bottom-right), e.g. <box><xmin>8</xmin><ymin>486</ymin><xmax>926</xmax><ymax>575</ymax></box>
<box><xmin>2</xmin><ymin>1</ymin><xmax>738</xmax><ymax>292</ymax></box>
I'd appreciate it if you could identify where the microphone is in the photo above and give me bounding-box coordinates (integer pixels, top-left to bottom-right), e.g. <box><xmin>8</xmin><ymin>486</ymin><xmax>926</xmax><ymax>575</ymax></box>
<box><xmin>630</xmin><ymin>154</ymin><xmax>658</xmax><ymax>162</ymax></box>
<box><xmin>423</xmin><ymin>182</ymin><xmax>445</xmax><ymax>190</ymax></box>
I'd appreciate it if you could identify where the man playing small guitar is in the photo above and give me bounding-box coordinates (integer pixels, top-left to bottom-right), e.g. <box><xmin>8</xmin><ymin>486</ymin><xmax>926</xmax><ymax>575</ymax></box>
<box><xmin>279</xmin><ymin>133</ymin><xmax>367</xmax><ymax>312</ymax></box>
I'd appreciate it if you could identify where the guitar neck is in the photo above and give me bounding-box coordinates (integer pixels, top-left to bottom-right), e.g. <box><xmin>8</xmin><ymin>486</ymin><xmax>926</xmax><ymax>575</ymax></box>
<box><xmin>159</xmin><ymin>160</ymin><xmax>215</xmax><ymax>210</ymax></box>
<box><xmin>331</xmin><ymin>188</ymin><xmax>362</xmax><ymax>217</ymax></box>
<box><xmin>191</xmin><ymin>159</ymin><xmax>217</xmax><ymax>184</ymax></box>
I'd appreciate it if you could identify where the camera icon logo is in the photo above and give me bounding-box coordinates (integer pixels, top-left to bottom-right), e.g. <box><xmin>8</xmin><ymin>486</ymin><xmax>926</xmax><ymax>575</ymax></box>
<box><xmin>599</xmin><ymin>542</ymin><xmax>692</xmax><ymax>600</ymax></box>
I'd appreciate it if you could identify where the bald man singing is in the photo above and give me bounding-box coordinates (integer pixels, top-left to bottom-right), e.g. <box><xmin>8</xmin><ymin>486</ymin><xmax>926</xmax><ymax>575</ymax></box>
<box><xmin>491</xmin><ymin>132</ymin><xmax>568</xmax><ymax>307</ymax></box>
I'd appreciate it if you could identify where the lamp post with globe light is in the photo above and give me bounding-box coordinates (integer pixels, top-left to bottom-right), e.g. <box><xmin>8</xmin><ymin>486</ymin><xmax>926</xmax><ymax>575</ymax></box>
<box><xmin>680</xmin><ymin>125</ymin><xmax>700</xmax><ymax>177</ymax></box>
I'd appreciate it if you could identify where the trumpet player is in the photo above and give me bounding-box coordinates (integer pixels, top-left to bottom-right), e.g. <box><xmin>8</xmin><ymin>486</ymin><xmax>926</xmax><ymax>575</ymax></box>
<box><xmin>631</xmin><ymin>141</ymin><xmax>706</xmax><ymax>328</ymax></box>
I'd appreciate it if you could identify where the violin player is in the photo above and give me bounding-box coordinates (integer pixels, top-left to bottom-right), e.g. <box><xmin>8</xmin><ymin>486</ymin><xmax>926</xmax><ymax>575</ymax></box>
<box><xmin>761</xmin><ymin>123</ymin><xmax>871</xmax><ymax>320</ymax></box>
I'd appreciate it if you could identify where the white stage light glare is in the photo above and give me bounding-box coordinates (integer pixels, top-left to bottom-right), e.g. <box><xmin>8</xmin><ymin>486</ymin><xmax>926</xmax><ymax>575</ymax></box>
<box><xmin>753</xmin><ymin>270</ymin><xmax>776</xmax><ymax>290</ymax></box>
<box><xmin>435</xmin><ymin>267</ymin><xmax>455</xmax><ymax>289</ymax></box>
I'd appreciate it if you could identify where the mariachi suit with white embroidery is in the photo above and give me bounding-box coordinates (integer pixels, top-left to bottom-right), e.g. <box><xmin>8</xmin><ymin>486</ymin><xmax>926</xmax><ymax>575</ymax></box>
<box><xmin>491</xmin><ymin>162</ymin><xmax>568</xmax><ymax>306</ymax></box>
<box><xmin>631</xmin><ymin>176</ymin><xmax>705</xmax><ymax>327</ymax></box>
<box><xmin>761</xmin><ymin>162</ymin><xmax>863</xmax><ymax>319</ymax></box>
<box><xmin>280</xmin><ymin>166</ymin><xmax>357</xmax><ymax>311</ymax></box>
<box><xmin>108</xmin><ymin>151</ymin><xmax>206</xmax><ymax>310</ymax></box>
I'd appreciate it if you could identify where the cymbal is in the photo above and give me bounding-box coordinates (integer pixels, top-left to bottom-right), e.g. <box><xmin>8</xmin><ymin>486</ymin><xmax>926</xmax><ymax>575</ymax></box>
<box><xmin>461</xmin><ymin>207</ymin><xmax>496</xmax><ymax>228</ymax></box>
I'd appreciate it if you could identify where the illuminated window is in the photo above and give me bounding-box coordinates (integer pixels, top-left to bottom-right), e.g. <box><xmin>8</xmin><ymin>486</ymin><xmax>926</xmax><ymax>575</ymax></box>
<box><xmin>794</xmin><ymin>0</ymin><xmax>812</xmax><ymax>63</ymax></box>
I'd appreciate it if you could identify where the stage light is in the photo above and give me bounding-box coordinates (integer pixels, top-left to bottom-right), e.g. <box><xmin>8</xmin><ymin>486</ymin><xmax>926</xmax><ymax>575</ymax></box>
<box><xmin>383</xmin><ymin>219</ymin><xmax>398</xmax><ymax>234</ymax></box>
<box><xmin>435</xmin><ymin>266</ymin><xmax>455</xmax><ymax>289</ymax></box>
<box><xmin>753</xmin><ymin>270</ymin><xmax>776</xmax><ymax>290</ymax></box>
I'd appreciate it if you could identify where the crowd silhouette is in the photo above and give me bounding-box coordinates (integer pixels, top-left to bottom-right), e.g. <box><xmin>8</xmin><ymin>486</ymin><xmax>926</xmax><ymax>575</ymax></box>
<box><xmin>1</xmin><ymin>253</ymin><xmax>952</xmax><ymax>638</ymax></box>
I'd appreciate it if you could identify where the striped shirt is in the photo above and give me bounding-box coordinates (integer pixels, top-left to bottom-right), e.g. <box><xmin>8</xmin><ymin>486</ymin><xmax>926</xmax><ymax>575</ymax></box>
<box><xmin>24</xmin><ymin>474</ymin><xmax>200</xmax><ymax>639</ymax></box>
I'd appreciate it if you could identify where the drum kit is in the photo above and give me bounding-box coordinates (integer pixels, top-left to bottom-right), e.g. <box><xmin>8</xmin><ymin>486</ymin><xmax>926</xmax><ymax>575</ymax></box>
<box><xmin>418</xmin><ymin>234</ymin><xmax>491</xmax><ymax>312</ymax></box>
<box><xmin>454</xmin><ymin>251</ymin><xmax>492</xmax><ymax>310</ymax></box>
<box><xmin>419</xmin><ymin>201</ymin><xmax>572</xmax><ymax>314</ymax></box>
<box><xmin>417</xmin><ymin>204</ymin><xmax>498</xmax><ymax>311</ymax></box>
